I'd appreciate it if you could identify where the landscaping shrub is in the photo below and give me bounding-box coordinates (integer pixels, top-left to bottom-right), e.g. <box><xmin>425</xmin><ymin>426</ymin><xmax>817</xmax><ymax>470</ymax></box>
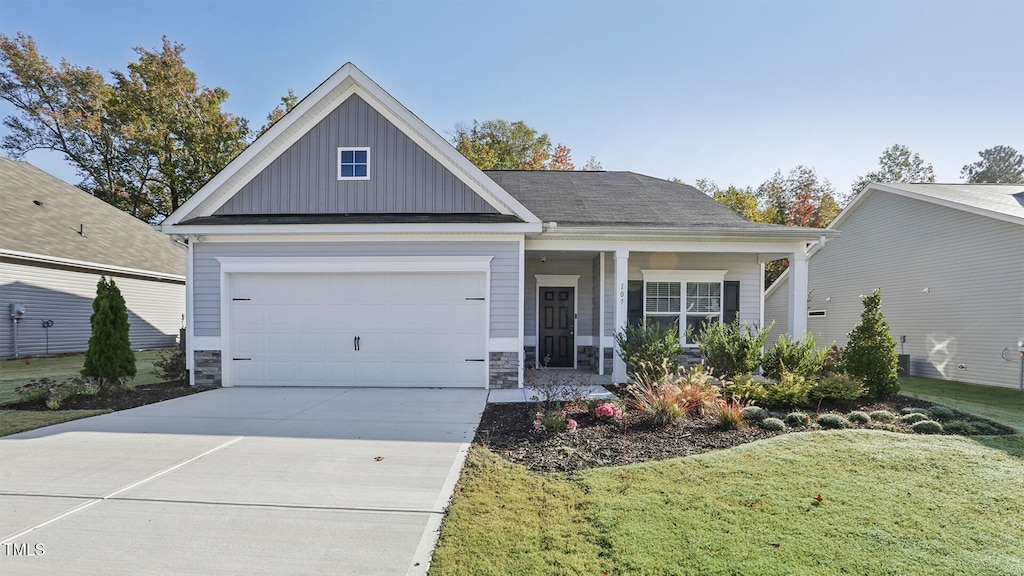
<box><xmin>822</xmin><ymin>343</ymin><xmax>844</xmax><ymax>374</ymax></box>
<box><xmin>911</xmin><ymin>420</ymin><xmax>943</xmax><ymax>434</ymax></box>
<box><xmin>762</xmin><ymin>333</ymin><xmax>826</xmax><ymax>380</ymax></box>
<box><xmin>843</xmin><ymin>289</ymin><xmax>899</xmax><ymax>398</ymax></box>
<box><xmin>715</xmin><ymin>399</ymin><xmax>745</xmax><ymax>430</ymax></box>
<box><xmin>82</xmin><ymin>276</ymin><xmax>136</xmax><ymax>395</ymax></box>
<box><xmin>615</xmin><ymin>322</ymin><xmax>684</xmax><ymax>382</ymax></box>
<box><xmin>533</xmin><ymin>409</ymin><xmax>577</xmax><ymax>433</ymax></box>
<box><xmin>784</xmin><ymin>412</ymin><xmax>810</xmax><ymax>427</ymax></box>
<box><xmin>926</xmin><ymin>405</ymin><xmax>956</xmax><ymax>421</ymax></box>
<box><xmin>869</xmin><ymin>410</ymin><xmax>896</xmax><ymax>423</ymax></box>
<box><xmin>847</xmin><ymin>411</ymin><xmax>870</xmax><ymax>425</ymax></box>
<box><xmin>760</xmin><ymin>417</ymin><xmax>785</xmax><ymax>431</ymax></box>
<box><xmin>694</xmin><ymin>319</ymin><xmax>772</xmax><ymax>378</ymax></box>
<box><xmin>154</xmin><ymin>346</ymin><xmax>186</xmax><ymax>382</ymax></box>
<box><xmin>526</xmin><ymin>368</ymin><xmax>590</xmax><ymax>412</ymax></box>
<box><xmin>675</xmin><ymin>365</ymin><xmax>722</xmax><ymax>416</ymax></box>
<box><xmin>763</xmin><ymin>372</ymin><xmax>812</xmax><ymax>408</ymax></box>
<box><xmin>816</xmin><ymin>413</ymin><xmax>851</xmax><ymax>429</ymax></box>
<box><xmin>809</xmin><ymin>373</ymin><xmax>866</xmax><ymax>402</ymax></box>
<box><xmin>16</xmin><ymin>377</ymin><xmax>97</xmax><ymax>409</ymax></box>
<box><xmin>593</xmin><ymin>400</ymin><xmax>624</xmax><ymax>424</ymax></box>
<box><xmin>969</xmin><ymin>420</ymin><xmax>999</xmax><ymax>435</ymax></box>
<box><xmin>943</xmin><ymin>420</ymin><xmax>977</xmax><ymax>435</ymax></box>
<box><xmin>900</xmin><ymin>412</ymin><xmax>928</xmax><ymax>424</ymax></box>
<box><xmin>721</xmin><ymin>372</ymin><xmax>770</xmax><ymax>403</ymax></box>
<box><xmin>900</xmin><ymin>407</ymin><xmax>928</xmax><ymax>415</ymax></box>
<box><xmin>741</xmin><ymin>405</ymin><xmax>768</xmax><ymax>421</ymax></box>
<box><xmin>628</xmin><ymin>367</ymin><xmax>722</xmax><ymax>426</ymax></box>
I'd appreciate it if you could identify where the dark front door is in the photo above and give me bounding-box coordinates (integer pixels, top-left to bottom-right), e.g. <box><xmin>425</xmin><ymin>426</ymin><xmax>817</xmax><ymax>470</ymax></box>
<box><xmin>539</xmin><ymin>287</ymin><xmax>575</xmax><ymax>367</ymax></box>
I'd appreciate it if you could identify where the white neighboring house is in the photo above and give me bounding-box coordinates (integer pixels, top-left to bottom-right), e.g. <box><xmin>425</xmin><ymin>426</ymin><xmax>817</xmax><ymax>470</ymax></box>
<box><xmin>0</xmin><ymin>157</ymin><xmax>186</xmax><ymax>358</ymax></box>
<box><xmin>764</xmin><ymin>182</ymin><xmax>1024</xmax><ymax>390</ymax></box>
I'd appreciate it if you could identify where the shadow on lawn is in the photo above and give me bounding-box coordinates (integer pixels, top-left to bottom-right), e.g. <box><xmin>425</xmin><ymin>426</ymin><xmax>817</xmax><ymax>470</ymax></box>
<box><xmin>970</xmin><ymin>434</ymin><xmax>1024</xmax><ymax>458</ymax></box>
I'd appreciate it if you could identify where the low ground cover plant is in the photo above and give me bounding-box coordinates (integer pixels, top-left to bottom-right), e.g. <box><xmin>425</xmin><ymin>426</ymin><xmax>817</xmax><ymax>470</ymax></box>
<box><xmin>817</xmin><ymin>413</ymin><xmax>851</xmax><ymax>429</ymax></box>
<box><xmin>16</xmin><ymin>377</ymin><xmax>99</xmax><ymax>410</ymax></box>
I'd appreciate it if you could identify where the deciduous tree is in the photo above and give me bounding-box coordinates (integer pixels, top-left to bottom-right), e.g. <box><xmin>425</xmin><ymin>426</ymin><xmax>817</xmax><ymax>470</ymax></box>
<box><xmin>257</xmin><ymin>88</ymin><xmax>299</xmax><ymax>137</ymax></box>
<box><xmin>850</xmin><ymin>144</ymin><xmax>935</xmax><ymax>196</ymax></box>
<box><xmin>961</xmin><ymin>145</ymin><xmax>1024</xmax><ymax>183</ymax></box>
<box><xmin>549</xmin><ymin>143</ymin><xmax>574</xmax><ymax>171</ymax></box>
<box><xmin>452</xmin><ymin>119</ymin><xmax>551</xmax><ymax>170</ymax></box>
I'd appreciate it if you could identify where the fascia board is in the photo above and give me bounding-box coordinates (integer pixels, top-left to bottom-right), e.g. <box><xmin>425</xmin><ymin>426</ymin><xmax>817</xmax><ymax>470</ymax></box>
<box><xmin>1</xmin><ymin>249</ymin><xmax>185</xmax><ymax>282</ymax></box>
<box><xmin>162</xmin><ymin>222</ymin><xmax>543</xmax><ymax>235</ymax></box>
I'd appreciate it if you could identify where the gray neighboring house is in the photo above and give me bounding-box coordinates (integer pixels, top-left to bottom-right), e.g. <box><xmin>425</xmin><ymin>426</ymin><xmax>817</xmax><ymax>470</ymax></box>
<box><xmin>765</xmin><ymin>182</ymin><xmax>1024</xmax><ymax>390</ymax></box>
<box><xmin>162</xmin><ymin>63</ymin><xmax>832</xmax><ymax>389</ymax></box>
<box><xmin>0</xmin><ymin>157</ymin><xmax>186</xmax><ymax>358</ymax></box>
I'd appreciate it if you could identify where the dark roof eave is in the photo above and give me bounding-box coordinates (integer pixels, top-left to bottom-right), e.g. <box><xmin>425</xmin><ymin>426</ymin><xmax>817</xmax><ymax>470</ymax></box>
<box><xmin>536</xmin><ymin>225</ymin><xmax>838</xmax><ymax>240</ymax></box>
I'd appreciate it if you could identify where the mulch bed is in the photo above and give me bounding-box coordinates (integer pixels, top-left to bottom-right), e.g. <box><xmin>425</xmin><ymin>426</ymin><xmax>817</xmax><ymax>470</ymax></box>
<box><xmin>477</xmin><ymin>392</ymin><xmax>1015</xmax><ymax>473</ymax></box>
<box><xmin>3</xmin><ymin>381</ymin><xmax>215</xmax><ymax>412</ymax></box>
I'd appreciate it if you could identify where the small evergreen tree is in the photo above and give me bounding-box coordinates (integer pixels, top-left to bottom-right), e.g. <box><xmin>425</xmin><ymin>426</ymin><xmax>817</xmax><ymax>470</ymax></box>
<box><xmin>82</xmin><ymin>277</ymin><xmax>136</xmax><ymax>394</ymax></box>
<box><xmin>843</xmin><ymin>289</ymin><xmax>899</xmax><ymax>397</ymax></box>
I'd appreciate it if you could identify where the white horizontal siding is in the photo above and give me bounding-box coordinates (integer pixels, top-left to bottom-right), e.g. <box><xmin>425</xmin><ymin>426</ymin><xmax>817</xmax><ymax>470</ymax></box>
<box><xmin>192</xmin><ymin>241</ymin><xmax>520</xmax><ymax>338</ymax></box>
<box><xmin>792</xmin><ymin>192</ymin><xmax>1024</xmax><ymax>389</ymax></box>
<box><xmin>0</xmin><ymin>260</ymin><xmax>184</xmax><ymax>357</ymax></box>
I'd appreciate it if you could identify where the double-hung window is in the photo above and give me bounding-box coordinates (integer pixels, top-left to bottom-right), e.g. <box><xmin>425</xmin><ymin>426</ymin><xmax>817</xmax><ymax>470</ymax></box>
<box><xmin>642</xmin><ymin>270</ymin><xmax>726</xmax><ymax>346</ymax></box>
<box><xmin>337</xmin><ymin>147</ymin><xmax>370</xmax><ymax>180</ymax></box>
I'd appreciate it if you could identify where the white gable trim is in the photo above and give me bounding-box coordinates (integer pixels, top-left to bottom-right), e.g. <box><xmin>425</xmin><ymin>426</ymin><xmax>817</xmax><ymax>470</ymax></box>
<box><xmin>834</xmin><ymin>183</ymin><xmax>1024</xmax><ymax>230</ymax></box>
<box><xmin>163</xmin><ymin>63</ymin><xmax>540</xmax><ymax>228</ymax></box>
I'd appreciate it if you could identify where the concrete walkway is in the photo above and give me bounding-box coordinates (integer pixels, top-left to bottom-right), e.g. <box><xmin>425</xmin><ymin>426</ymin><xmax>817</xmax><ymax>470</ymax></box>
<box><xmin>0</xmin><ymin>387</ymin><xmax>487</xmax><ymax>576</ymax></box>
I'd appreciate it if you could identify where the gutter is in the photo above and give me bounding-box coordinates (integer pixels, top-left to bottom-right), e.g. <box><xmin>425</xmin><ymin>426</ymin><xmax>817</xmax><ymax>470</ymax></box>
<box><xmin>0</xmin><ymin>249</ymin><xmax>185</xmax><ymax>283</ymax></box>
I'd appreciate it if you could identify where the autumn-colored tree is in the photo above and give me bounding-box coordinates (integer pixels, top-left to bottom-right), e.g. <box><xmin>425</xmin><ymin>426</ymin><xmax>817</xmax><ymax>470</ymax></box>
<box><xmin>549</xmin><ymin>144</ymin><xmax>574</xmax><ymax>171</ymax></box>
<box><xmin>850</xmin><ymin>144</ymin><xmax>935</xmax><ymax>196</ymax></box>
<box><xmin>452</xmin><ymin>119</ymin><xmax>551</xmax><ymax>170</ymax></box>
<box><xmin>961</xmin><ymin>145</ymin><xmax>1024</xmax><ymax>183</ymax></box>
<box><xmin>0</xmin><ymin>33</ymin><xmax>249</xmax><ymax>221</ymax></box>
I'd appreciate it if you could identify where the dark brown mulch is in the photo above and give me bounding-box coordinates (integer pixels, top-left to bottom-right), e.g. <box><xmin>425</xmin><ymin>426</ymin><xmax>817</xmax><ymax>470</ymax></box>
<box><xmin>477</xmin><ymin>393</ymin><xmax>1015</xmax><ymax>474</ymax></box>
<box><xmin>3</xmin><ymin>381</ymin><xmax>215</xmax><ymax>412</ymax></box>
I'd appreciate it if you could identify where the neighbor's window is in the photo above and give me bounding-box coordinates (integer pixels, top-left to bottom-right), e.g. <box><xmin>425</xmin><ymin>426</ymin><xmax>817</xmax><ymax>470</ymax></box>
<box><xmin>643</xmin><ymin>277</ymin><xmax>723</xmax><ymax>345</ymax></box>
<box><xmin>338</xmin><ymin>147</ymin><xmax>370</xmax><ymax>180</ymax></box>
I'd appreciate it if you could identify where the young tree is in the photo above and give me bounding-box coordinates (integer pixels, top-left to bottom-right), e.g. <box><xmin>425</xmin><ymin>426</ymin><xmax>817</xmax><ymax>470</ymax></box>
<box><xmin>961</xmin><ymin>145</ymin><xmax>1024</xmax><ymax>183</ymax></box>
<box><xmin>549</xmin><ymin>143</ymin><xmax>574</xmax><ymax>171</ymax></box>
<box><xmin>82</xmin><ymin>277</ymin><xmax>136</xmax><ymax>394</ymax></box>
<box><xmin>582</xmin><ymin>156</ymin><xmax>603</xmax><ymax>171</ymax></box>
<box><xmin>843</xmin><ymin>289</ymin><xmax>899</xmax><ymax>398</ymax></box>
<box><xmin>850</xmin><ymin>144</ymin><xmax>935</xmax><ymax>196</ymax></box>
<box><xmin>256</xmin><ymin>88</ymin><xmax>299</xmax><ymax>137</ymax></box>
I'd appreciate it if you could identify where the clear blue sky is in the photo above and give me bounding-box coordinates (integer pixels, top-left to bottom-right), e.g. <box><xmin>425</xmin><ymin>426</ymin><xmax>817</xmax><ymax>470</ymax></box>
<box><xmin>1</xmin><ymin>0</ymin><xmax>1022</xmax><ymax>197</ymax></box>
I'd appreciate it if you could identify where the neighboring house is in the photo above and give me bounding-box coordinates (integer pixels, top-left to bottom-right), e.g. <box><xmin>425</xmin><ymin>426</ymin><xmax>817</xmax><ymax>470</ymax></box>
<box><xmin>161</xmin><ymin>63</ymin><xmax>832</xmax><ymax>389</ymax></box>
<box><xmin>765</xmin><ymin>182</ymin><xmax>1024</xmax><ymax>389</ymax></box>
<box><xmin>0</xmin><ymin>157</ymin><xmax>186</xmax><ymax>358</ymax></box>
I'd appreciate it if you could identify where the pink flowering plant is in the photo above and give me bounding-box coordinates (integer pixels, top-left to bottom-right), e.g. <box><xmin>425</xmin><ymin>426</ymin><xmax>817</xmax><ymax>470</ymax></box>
<box><xmin>533</xmin><ymin>406</ymin><xmax>579</xmax><ymax>434</ymax></box>
<box><xmin>593</xmin><ymin>400</ymin><xmax>624</xmax><ymax>423</ymax></box>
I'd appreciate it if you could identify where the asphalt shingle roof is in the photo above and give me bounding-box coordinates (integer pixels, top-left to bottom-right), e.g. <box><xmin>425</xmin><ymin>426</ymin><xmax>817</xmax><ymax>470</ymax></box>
<box><xmin>869</xmin><ymin>182</ymin><xmax>1024</xmax><ymax>222</ymax></box>
<box><xmin>0</xmin><ymin>158</ymin><xmax>185</xmax><ymax>276</ymax></box>
<box><xmin>485</xmin><ymin>170</ymin><xmax>806</xmax><ymax>232</ymax></box>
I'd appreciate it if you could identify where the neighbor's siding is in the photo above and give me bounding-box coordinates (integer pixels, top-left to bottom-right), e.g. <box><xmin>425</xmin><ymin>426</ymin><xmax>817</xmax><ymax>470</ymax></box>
<box><xmin>775</xmin><ymin>192</ymin><xmax>1024</xmax><ymax>389</ymax></box>
<box><xmin>0</xmin><ymin>259</ymin><xmax>184</xmax><ymax>357</ymax></box>
<box><xmin>192</xmin><ymin>241</ymin><xmax>519</xmax><ymax>338</ymax></box>
<box><xmin>216</xmin><ymin>95</ymin><xmax>496</xmax><ymax>215</ymax></box>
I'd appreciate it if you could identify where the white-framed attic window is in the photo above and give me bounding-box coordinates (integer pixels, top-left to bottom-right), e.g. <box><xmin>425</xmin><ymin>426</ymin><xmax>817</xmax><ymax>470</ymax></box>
<box><xmin>338</xmin><ymin>147</ymin><xmax>370</xmax><ymax>180</ymax></box>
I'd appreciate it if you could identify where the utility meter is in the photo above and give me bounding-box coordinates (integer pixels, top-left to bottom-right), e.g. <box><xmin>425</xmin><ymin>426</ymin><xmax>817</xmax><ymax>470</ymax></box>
<box><xmin>9</xmin><ymin>303</ymin><xmax>26</xmax><ymax>319</ymax></box>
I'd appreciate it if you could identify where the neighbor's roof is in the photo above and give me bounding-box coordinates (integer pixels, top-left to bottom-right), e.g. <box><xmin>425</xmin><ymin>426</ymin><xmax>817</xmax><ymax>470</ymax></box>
<box><xmin>486</xmin><ymin>170</ymin><xmax>830</xmax><ymax>237</ymax></box>
<box><xmin>835</xmin><ymin>182</ymin><xmax>1024</xmax><ymax>228</ymax></box>
<box><xmin>0</xmin><ymin>157</ymin><xmax>185</xmax><ymax>277</ymax></box>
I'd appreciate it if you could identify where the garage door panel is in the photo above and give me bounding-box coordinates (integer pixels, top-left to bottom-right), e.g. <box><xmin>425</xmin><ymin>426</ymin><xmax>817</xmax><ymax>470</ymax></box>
<box><xmin>234</xmin><ymin>361</ymin><xmax>264</xmax><ymax>385</ymax></box>
<box><xmin>452</xmin><ymin>362</ymin><xmax>487</xmax><ymax>387</ymax></box>
<box><xmin>233</xmin><ymin>334</ymin><xmax>264</xmax><ymax>357</ymax></box>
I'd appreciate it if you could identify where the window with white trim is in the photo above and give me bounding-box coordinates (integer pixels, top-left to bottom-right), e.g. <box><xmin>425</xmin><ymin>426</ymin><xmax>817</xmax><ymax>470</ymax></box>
<box><xmin>642</xmin><ymin>270</ymin><xmax>726</xmax><ymax>346</ymax></box>
<box><xmin>337</xmin><ymin>147</ymin><xmax>370</xmax><ymax>180</ymax></box>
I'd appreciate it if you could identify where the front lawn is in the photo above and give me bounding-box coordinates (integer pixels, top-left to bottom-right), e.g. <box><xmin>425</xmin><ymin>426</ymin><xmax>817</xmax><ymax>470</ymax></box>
<box><xmin>431</xmin><ymin>432</ymin><xmax>1024</xmax><ymax>575</ymax></box>
<box><xmin>0</xmin><ymin>409</ymin><xmax>110</xmax><ymax>437</ymax></box>
<box><xmin>899</xmin><ymin>376</ymin><xmax>1024</xmax><ymax>432</ymax></box>
<box><xmin>0</xmin><ymin>349</ymin><xmax>170</xmax><ymax>405</ymax></box>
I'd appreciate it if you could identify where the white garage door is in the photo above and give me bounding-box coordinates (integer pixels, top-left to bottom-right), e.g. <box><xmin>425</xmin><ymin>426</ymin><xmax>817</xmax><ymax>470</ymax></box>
<box><xmin>228</xmin><ymin>272</ymin><xmax>487</xmax><ymax>388</ymax></box>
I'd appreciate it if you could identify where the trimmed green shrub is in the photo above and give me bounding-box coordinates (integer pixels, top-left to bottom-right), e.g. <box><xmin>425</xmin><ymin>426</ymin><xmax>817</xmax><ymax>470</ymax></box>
<box><xmin>760</xmin><ymin>417</ymin><xmax>785</xmax><ymax>431</ymax></box>
<box><xmin>615</xmin><ymin>322</ymin><xmax>684</xmax><ymax>382</ymax></box>
<box><xmin>694</xmin><ymin>319</ymin><xmax>772</xmax><ymax>378</ymax></box>
<box><xmin>901</xmin><ymin>407</ymin><xmax>928</xmax><ymax>415</ymax></box>
<box><xmin>870</xmin><ymin>410</ymin><xmax>896</xmax><ymax>423</ymax></box>
<box><xmin>817</xmin><ymin>413</ymin><xmax>850</xmax><ymax>429</ymax></box>
<box><xmin>722</xmin><ymin>373</ymin><xmax>769</xmax><ymax>403</ymax></box>
<box><xmin>843</xmin><ymin>289</ymin><xmax>899</xmax><ymax>398</ymax></box>
<box><xmin>784</xmin><ymin>412</ymin><xmax>810</xmax><ymax>427</ymax></box>
<box><xmin>154</xmin><ymin>347</ymin><xmax>187</xmax><ymax>382</ymax></box>
<box><xmin>969</xmin><ymin>421</ymin><xmax>1000</xmax><ymax>435</ymax></box>
<box><xmin>740</xmin><ymin>406</ymin><xmax>768</xmax><ymax>421</ymax></box>
<box><xmin>911</xmin><ymin>420</ymin><xmax>943</xmax><ymax>434</ymax></box>
<box><xmin>762</xmin><ymin>333</ymin><xmax>826</xmax><ymax>380</ymax></box>
<box><xmin>763</xmin><ymin>372</ymin><xmax>812</xmax><ymax>407</ymax></box>
<box><xmin>848</xmin><ymin>411</ymin><xmax>870</xmax><ymax>425</ymax></box>
<box><xmin>82</xmin><ymin>276</ymin><xmax>136</xmax><ymax>394</ymax></box>
<box><xmin>943</xmin><ymin>420</ymin><xmax>977</xmax><ymax>435</ymax></box>
<box><xmin>927</xmin><ymin>405</ymin><xmax>956</xmax><ymax>421</ymax></box>
<box><xmin>900</xmin><ymin>412</ymin><xmax>928</xmax><ymax>424</ymax></box>
<box><xmin>809</xmin><ymin>373</ymin><xmax>866</xmax><ymax>402</ymax></box>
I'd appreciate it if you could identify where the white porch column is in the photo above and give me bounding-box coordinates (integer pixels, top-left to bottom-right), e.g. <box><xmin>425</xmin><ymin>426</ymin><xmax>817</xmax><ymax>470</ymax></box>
<box><xmin>788</xmin><ymin>249</ymin><xmax>809</xmax><ymax>339</ymax></box>
<box><xmin>612</xmin><ymin>249</ymin><xmax>629</xmax><ymax>382</ymax></box>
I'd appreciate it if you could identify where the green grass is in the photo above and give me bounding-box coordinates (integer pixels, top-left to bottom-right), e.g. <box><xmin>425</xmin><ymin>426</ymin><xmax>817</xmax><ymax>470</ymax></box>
<box><xmin>432</xmin><ymin>433</ymin><xmax>1024</xmax><ymax>575</ymax></box>
<box><xmin>899</xmin><ymin>377</ymin><xmax>1024</xmax><ymax>432</ymax></box>
<box><xmin>0</xmin><ymin>349</ymin><xmax>171</xmax><ymax>405</ymax></box>
<box><xmin>0</xmin><ymin>409</ymin><xmax>110</xmax><ymax>437</ymax></box>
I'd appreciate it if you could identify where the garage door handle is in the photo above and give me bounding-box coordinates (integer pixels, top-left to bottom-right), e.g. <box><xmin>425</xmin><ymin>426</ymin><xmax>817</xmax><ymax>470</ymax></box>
<box><xmin>233</xmin><ymin>357</ymin><xmax>251</xmax><ymax>361</ymax></box>
<box><xmin>354</xmin><ymin>336</ymin><xmax>360</xmax><ymax>351</ymax></box>
<box><xmin>464</xmin><ymin>358</ymin><xmax>485</xmax><ymax>362</ymax></box>
<box><xmin>465</xmin><ymin>297</ymin><xmax>485</xmax><ymax>301</ymax></box>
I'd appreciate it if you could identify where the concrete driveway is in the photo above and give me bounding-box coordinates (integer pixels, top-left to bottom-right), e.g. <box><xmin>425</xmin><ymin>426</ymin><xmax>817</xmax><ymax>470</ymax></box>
<box><xmin>0</xmin><ymin>387</ymin><xmax>487</xmax><ymax>575</ymax></box>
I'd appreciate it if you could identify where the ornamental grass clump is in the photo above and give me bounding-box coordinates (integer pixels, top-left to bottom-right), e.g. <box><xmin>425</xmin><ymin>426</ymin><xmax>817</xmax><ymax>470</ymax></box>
<box><xmin>760</xmin><ymin>417</ymin><xmax>785</xmax><ymax>431</ymax></box>
<box><xmin>816</xmin><ymin>413</ymin><xmax>850</xmax><ymax>429</ymax></box>
<box><xmin>900</xmin><ymin>412</ymin><xmax>928</xmax><ymax>424</ymax></box>
<box><xmin>628</xmin><ymin>366</ymin><xmax>721</xmax><ymax>427</ymax></box>
<box><xmin>715</xmin><ymin>398</ymin><xmax>746</xmax><ymax>430</ymax></box>
<box><xmin>847</xmin><ymin>411</ymin><xmax>870</xmax><ymax>425</ymax></box>
<box><xmin>784</xmin><ymin>412</ymin><xmax>810</xmax><ymax>427</ymax></box>
<box><xmin>911</xmin><ymin>420</ymin><xmax>943</xmax><ymax>434</ymax></box>
<box><xmin>870</xmin><ymin>410</ymin><xmax>896</xmax><ymax>423</ymax></box>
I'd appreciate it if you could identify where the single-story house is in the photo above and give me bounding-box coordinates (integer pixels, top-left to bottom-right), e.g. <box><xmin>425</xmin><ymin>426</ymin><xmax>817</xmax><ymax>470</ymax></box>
<box><xmin>765</xmin><ymin>182</ymin><xmax>1024</xmax><ymax>389</ymax></box>
<box><xmin>0</xmin><ymin>157</ymin><xmax>186</xmax><ymax>358</ymax></box>
<box><xmin>161</xmin><ymin>63</ymin><xmax>833</xmax><ymax>389</ymax></box>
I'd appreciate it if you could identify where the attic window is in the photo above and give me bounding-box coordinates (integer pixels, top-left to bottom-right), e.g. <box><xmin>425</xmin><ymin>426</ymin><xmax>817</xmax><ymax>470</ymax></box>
<box><xmin>337</xmin><ymin>147</ymin><xmax>370</xmax><ymax>180</ymax></box>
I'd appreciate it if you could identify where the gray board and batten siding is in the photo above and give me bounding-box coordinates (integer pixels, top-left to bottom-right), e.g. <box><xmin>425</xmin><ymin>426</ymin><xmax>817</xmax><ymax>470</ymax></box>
<box><xmin>214</xmin><ymin>94</ymin><xmax>498</xmax><ymax>216</ymax></box>
<box><xmin>191</xmin><ymin>241</ymin><xmax>520</xmax><ymax>339</ymax></box>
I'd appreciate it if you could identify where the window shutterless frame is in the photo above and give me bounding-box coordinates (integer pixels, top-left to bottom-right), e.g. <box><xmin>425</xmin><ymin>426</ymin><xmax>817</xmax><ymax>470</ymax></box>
<box><xmin>337</xmin><ymin>147</ymin><xmax>371</xmax><ymax>180</ymax></box>
<box><xmin>641</xmin><ymin>270</ymin><xmax>726</xmax><ymax>347</ymax></box>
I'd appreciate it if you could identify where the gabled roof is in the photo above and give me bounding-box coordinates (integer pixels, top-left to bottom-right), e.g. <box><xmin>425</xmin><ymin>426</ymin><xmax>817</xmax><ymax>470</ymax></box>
<box><xmin>163</xmin><ymin>63</ymin><xmax>539</xmax><ymax>228</ymax></box>
<box><xmin>487</xmin><ymin>170</ymin><xmax>833</xmax><ymax>238</ymax></box>
<box><xmin>0</xmin><ymin>158</ymin><xmax>185</xmax><ymax>278</ymax></box>
<box><xmin>836</xmin><ymin>182</ymin><xmax>1024</xmax><ymax>228</ymax></box>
